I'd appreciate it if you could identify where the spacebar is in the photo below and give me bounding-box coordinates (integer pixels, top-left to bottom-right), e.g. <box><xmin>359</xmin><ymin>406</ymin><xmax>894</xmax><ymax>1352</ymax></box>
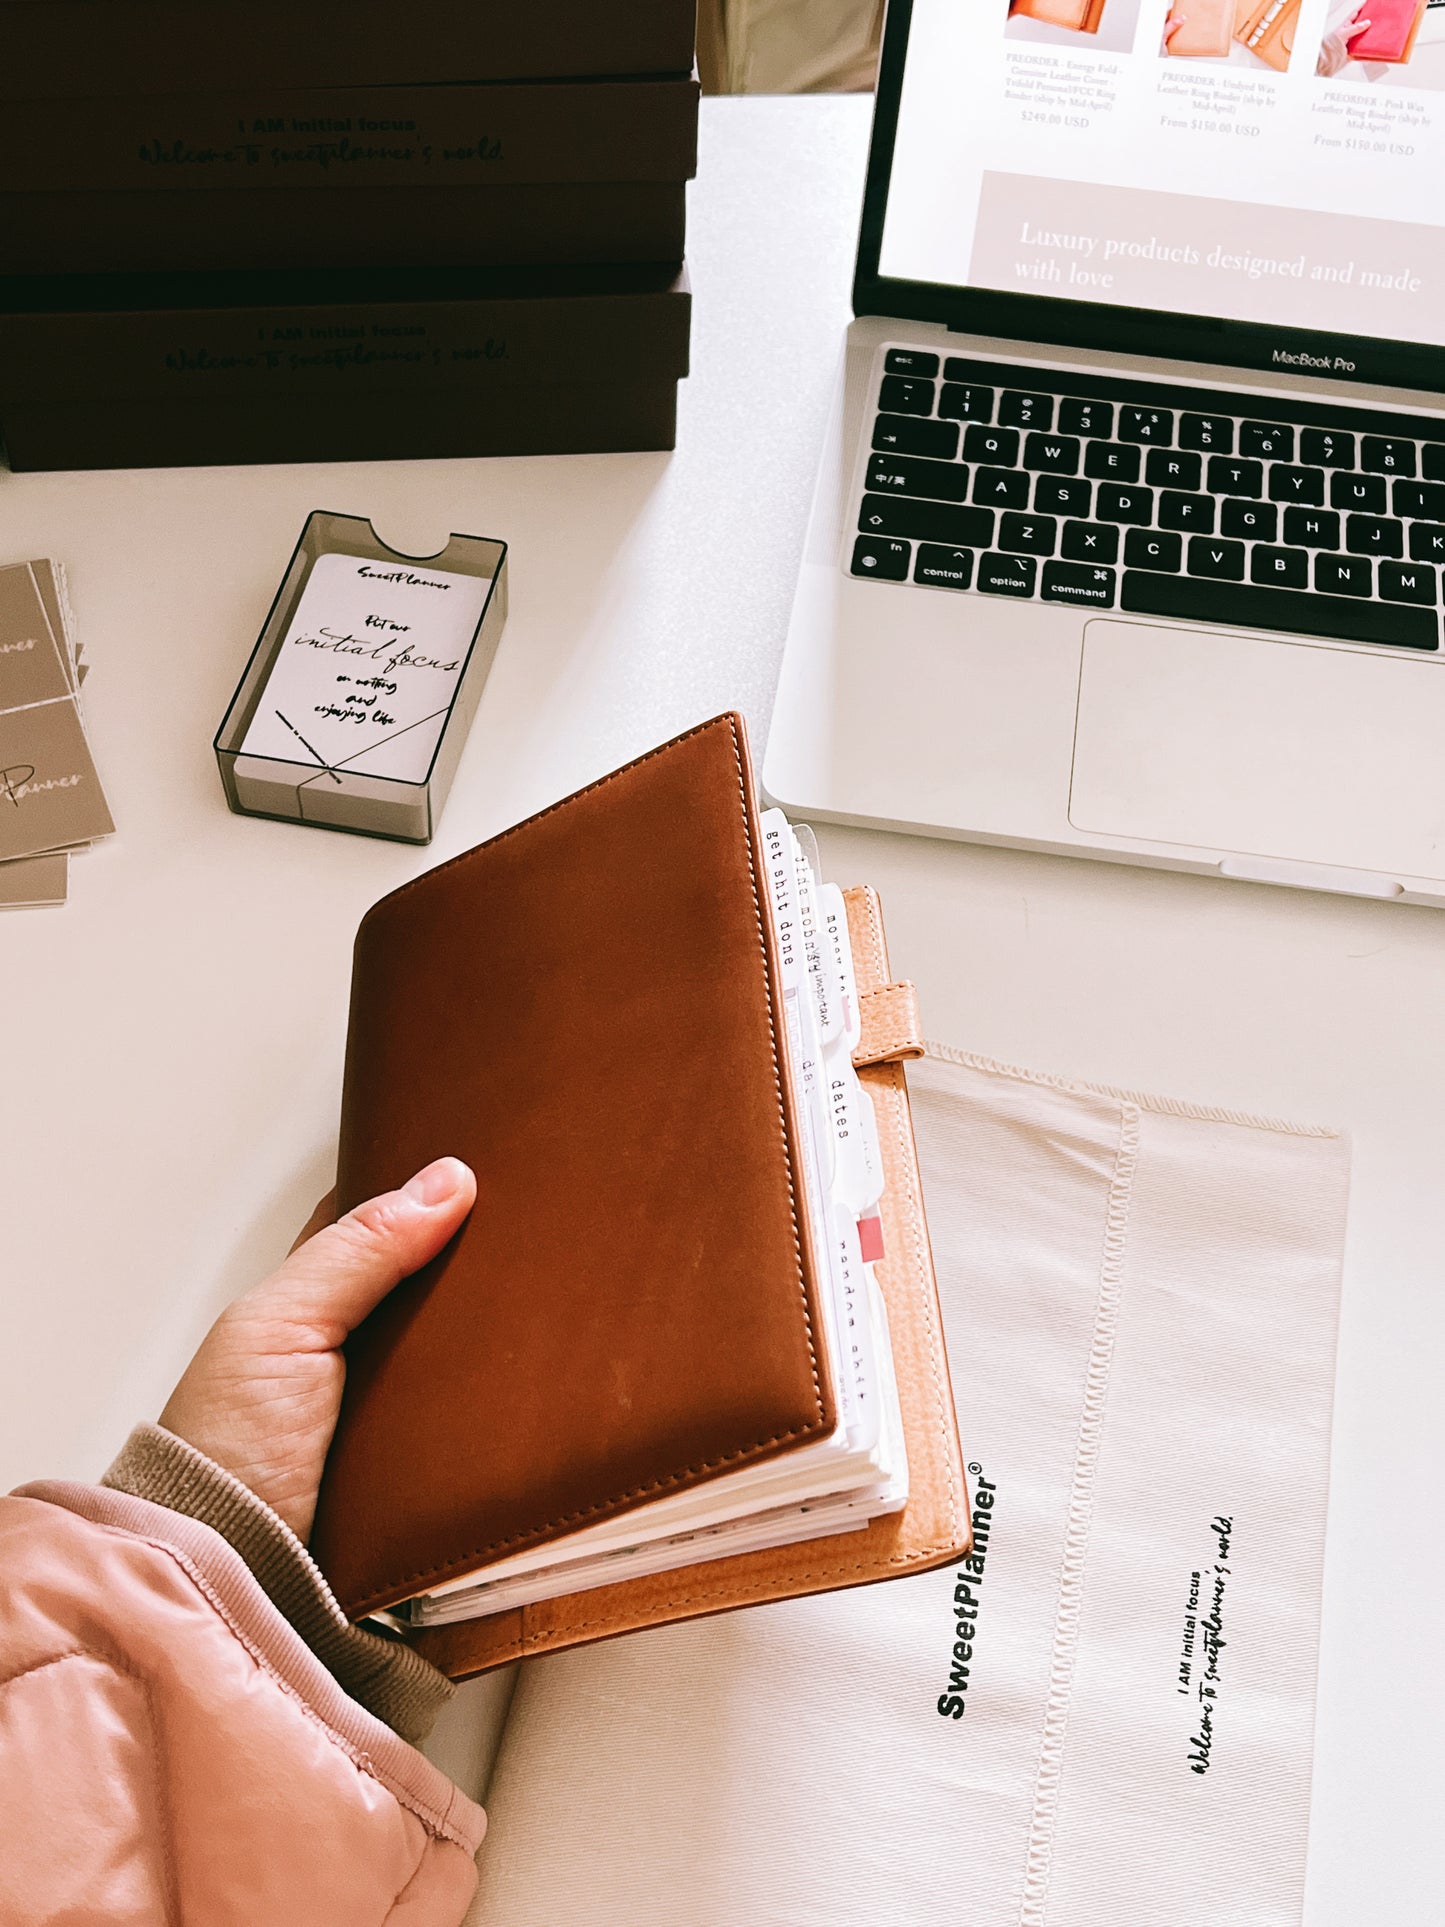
<box><xmin>1120</xmin><ymin>571</ymin><xmax>1439</xmax><ymax>651</ymax></box>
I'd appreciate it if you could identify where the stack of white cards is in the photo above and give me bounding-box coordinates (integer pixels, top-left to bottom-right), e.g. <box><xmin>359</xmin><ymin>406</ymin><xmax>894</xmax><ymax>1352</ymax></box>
<box><xmin>408</xmin><ymin>812</ymin><xmax>909</xmax><ymax>1626</ymax></box>
<box><xmin>0</xmin><ymin>560</ymin><xmax>115</xmax><ymax>909</ymax></box>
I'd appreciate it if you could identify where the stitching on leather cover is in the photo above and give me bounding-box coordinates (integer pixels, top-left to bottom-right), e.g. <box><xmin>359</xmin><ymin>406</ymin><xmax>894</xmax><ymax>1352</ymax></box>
<box><xmin>720</xmin><ymin>711</ymin><xmax>825</xmax><ymax>1424</ymax></box>
<box><xmin>519</xmin><ymin>1545</ymin><xmax>959</xmax><ymax>1653</ymax></box>
<box><xmin>853</xmin><ymin>893</ymin><xmax>960</xmax><ymax>1552</ymax></box>
<box><xmin>857</xmin><ymin>886</ymin><xmax>886</xmax><ymax>989</ymax></box>
<box><xmin>359</xmin><ymin>713</ymin><xmax>738</xmax><ymax>923</ymax></box>
<box><xmin>854</xmin><ymin>983</ymin><xmax>924</xmax><ymax>1065</ymax></box>
<box><xmin>350</xmin><ymin>713</ymin><xmax>829</xmax><ymax>1611</ymax></box>
<box><xmin>874</xmin><ymin>1059</ymin><xmax>961</xmax><ymax>1553</ymax></box>
<box><xmin>369</xmin><ymin>1417</ymin><xmax>831</xmax><ymax>1603</ymax></box>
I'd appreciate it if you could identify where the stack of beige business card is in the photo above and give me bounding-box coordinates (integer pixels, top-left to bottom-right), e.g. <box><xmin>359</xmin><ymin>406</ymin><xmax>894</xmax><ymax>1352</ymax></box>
<box><xmin>0</xmin><ymin>559</ymin><xmax>114</xmax><ymax>908</ymax></box>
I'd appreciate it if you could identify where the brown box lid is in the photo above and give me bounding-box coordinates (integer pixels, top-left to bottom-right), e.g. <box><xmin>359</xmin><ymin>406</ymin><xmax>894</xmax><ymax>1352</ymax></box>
<box><xmin>0</xmin><ymin>0</ymin><xmax>697</xmax><ymax>101</ymax></box>
<box><xmin>0</xmin><ymin>375</ymin><xmax>681</xmax><ymax>470</ymax></box>
<box><xmin>0</xmin><ymin>263</ymin><xmax>691</xmax><ymax>405</ymax></box>
<box><xmin>0</xmin><ymin>76</ymin><xmax>698</xmax><ymax>195</ymax></box>
<box><xmin>0</xmin><ymin>181</ymin><xmax>686</xmax><ymax>276</ymax></box>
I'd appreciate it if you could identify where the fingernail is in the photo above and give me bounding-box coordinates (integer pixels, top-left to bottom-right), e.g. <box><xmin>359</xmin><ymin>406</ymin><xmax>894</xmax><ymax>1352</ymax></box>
<box><xmin>402</xmin><ymin>1157</ymin><xmax>469</xmax><ymax>1207</ymax></box>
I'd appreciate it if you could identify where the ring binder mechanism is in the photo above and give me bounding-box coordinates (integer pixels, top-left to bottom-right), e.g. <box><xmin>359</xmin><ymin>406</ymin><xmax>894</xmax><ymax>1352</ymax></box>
<box><xmin>1234</xmin><ymin>0</ymin><xmax>1300</xmax><ymax>67</ymax></box>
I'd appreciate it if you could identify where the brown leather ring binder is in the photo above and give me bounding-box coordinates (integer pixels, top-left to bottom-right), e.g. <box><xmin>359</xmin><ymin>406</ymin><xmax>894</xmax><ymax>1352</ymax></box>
<box><xmin>412</xmin><ymin>886</ymin><xmax>970</xmax><ymax>1680</ymax></box>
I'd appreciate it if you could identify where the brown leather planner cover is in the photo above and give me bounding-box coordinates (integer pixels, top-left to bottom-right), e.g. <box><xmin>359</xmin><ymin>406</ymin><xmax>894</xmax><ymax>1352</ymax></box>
<box><xmin>311</xmin><ymin>715</ymin><xmax>840</xmax><ymax>1619</ymax></box>
<box><xmin>415</xmin><ymin>877</ymin><xmax>970</xmax><ymax>1678</ymax></box>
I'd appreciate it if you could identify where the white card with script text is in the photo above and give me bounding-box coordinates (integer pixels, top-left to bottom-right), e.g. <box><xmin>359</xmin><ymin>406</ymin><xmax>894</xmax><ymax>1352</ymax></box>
<box><xmin>239</xmin><ymin>553</ymin><xmax>491</xmax><ymax>784</ymax></box>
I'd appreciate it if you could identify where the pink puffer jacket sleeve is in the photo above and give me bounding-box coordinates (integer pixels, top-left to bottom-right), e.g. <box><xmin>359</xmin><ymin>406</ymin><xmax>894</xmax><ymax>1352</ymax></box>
<box><xmin>0</xmin><ymin>1483</ymin><xmax>485</xmax><ymax>1926</ymax></box>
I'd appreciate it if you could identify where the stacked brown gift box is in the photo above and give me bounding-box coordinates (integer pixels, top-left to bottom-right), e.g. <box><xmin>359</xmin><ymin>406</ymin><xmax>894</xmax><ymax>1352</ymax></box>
<box><xmin>0</xmin><ymin>0</ymin><xmax>698</xmax><ymax>469</ymax></box>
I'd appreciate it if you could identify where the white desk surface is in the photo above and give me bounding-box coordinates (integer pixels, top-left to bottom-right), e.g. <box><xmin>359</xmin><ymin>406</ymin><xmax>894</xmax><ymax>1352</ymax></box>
<box><xmin>3</xmin><ymin>95</ymin><xmax>1443</xmax><ymax>1923</ymax></box>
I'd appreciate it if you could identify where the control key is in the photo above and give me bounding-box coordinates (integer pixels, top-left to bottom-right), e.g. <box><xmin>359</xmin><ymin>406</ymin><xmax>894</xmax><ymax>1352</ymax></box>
<box><xmin>915</xmin><ymin>543</ymin><xmax>974</xmax><ymax>590</ymax></box>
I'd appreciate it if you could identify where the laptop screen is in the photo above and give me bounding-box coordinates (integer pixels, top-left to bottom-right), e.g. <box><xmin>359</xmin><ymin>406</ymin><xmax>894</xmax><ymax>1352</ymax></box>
<box><xmin>858</xmin><ymin>0</ymin><xmax>1445</xmax><ymax>390</ymax></box>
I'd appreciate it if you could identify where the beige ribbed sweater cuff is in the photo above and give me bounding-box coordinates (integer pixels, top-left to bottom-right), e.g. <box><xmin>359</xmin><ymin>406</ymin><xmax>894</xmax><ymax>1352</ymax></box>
<box><xmin>103</xmin><ymin>1423</ymin><xmax>453</xmax><ymax>1746</ymax></box>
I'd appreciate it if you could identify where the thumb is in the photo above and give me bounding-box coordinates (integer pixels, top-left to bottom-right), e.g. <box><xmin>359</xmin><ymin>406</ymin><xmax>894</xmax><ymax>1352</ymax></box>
<box><xmin>252</xmin><ymin>1157</ymin><xmax>477</xmax><ymax>1343</ymax></box>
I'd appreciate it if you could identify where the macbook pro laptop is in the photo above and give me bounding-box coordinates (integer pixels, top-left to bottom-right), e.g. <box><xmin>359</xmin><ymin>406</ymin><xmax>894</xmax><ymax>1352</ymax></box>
<box><xmin>764</xmin><ymin>0</ymin><xmax>1445</xmax><ymax>905</ymax></box>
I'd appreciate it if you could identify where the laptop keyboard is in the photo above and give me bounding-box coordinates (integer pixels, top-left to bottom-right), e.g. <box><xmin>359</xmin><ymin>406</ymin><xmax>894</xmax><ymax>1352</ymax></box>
<box><xmin>854</xmin><ymin>348</ymin><xmax>1445</xmax><ymax>652</ymax></box>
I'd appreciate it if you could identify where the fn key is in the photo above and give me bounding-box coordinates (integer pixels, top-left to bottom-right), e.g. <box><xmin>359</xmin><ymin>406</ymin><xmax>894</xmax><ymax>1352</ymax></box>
<box><xmin>852</xmin><ymin>535</ymin><xmax>910</xmax><ymax>581</ymax></box>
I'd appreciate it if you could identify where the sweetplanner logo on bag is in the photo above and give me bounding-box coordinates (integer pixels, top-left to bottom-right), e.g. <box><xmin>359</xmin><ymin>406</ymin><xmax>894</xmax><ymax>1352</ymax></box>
<box><xmin>936</xmin><ymin>1465</ymin><xmax>999</xmax><ymax>1719</ymax></box>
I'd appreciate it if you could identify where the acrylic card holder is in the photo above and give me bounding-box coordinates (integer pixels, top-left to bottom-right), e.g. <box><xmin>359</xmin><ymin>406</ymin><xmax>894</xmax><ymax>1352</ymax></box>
<box><xmin>215</xmin><ymin>512</ymin><xmax>507</xmax><ymax>844</ymax></box>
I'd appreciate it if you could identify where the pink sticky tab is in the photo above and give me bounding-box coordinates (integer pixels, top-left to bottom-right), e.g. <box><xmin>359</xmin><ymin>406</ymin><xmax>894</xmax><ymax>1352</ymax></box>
<box><xmin>857</xmin><ymin>1214</ymin><xmax>885</xmax><ymax>1264</ymax></box>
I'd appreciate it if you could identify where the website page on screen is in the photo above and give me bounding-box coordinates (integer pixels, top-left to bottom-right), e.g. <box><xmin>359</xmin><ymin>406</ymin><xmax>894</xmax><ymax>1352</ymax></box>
<box><xmin>880</xmin><ymin>0</ymin><xmax>1445</xmax><ymax>358</ymax></box>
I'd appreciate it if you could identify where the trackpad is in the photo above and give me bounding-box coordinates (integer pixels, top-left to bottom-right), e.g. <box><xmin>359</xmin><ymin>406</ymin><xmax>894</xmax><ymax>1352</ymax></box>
<box><xmin>1069</xmin><ymin>619</ymin><xmax>1445</xmax><ymax>882</ymax></box>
